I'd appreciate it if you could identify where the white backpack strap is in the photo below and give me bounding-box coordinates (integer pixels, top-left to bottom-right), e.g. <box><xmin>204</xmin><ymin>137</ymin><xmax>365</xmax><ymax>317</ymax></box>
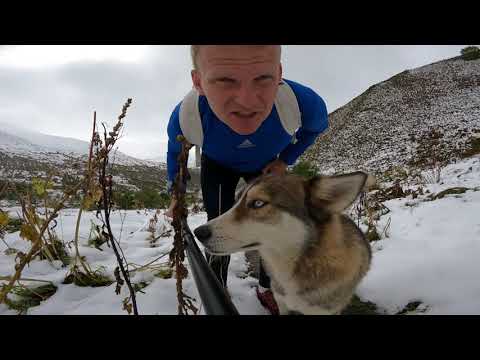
<box><xmin>275</xmin><ymin>80</ymin><xmax>301</xmax><ymax>136</ymax></box>
<box><xmin>179</xmin><ymin>88</ymin><xmax>204</xmax><ymax>147</ymax></box>
<box><xmin>179</xmin><ymin>81</ymin><xmax>300</xmax><ymax>149</ymax></box>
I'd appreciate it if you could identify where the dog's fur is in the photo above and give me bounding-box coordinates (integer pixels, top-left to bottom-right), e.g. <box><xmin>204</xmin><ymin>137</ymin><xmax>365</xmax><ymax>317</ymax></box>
<box><xmin>194</xmin><ymin>172</ymin><xmax>372</xmax><ymax>315</ymax></box>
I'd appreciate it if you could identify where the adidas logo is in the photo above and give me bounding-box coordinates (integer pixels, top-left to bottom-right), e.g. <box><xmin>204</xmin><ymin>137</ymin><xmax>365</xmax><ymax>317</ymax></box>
<box><xmin>237</xmin><ymin>139</ymin><xmax>256</xmax><ymax>149</ymax></box>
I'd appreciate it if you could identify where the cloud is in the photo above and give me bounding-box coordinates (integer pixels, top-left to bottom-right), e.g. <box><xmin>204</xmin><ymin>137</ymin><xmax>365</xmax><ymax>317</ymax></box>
<box><xmin>0</xmin><ymin>46</ymin><xmax>192</xmax><ymax>155</ymax></box>
<box><xmin>0</xmin><ymin>45</ymin><xmax>152</xmax><ymax>68</ymax></box>
<box><xmin>281</xmin><ymin>45</ymin><xmax>467</xmax><ymax>112</ymax></box>
<box><xmin>0</xmin><ymin>45</ymin><xmax>469</xmax><ymax>159</ymax></box>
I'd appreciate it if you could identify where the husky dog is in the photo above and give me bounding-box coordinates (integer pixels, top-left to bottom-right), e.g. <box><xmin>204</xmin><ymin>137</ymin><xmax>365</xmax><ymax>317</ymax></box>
<box><xmin>194</xmin><ymin>172</ymin><xmax>372</xmax><ymax>315</ymax></box>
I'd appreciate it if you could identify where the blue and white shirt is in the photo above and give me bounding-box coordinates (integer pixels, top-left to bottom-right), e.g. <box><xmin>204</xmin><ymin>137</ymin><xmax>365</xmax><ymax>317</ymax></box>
<box><xmin>166</xmin><ymin>78</ymin><xmax>328</xmax><ymax>187</ymax></box>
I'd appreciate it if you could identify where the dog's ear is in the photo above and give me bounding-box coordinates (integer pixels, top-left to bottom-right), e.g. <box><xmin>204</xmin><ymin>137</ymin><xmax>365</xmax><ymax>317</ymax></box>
<box><xmin>307</xmin><ymin>172</ymin><xmax>368</xmax><ymax>213</ymax></box>
<box><xmin>235</xmin><ymin>184</ymin><xmax>247</xmax><ymax>202</ymax></box>
<box><xmin>235</xmin><ymin>176</ymin><xmax>265</xmax><ymax>202</ymax></box>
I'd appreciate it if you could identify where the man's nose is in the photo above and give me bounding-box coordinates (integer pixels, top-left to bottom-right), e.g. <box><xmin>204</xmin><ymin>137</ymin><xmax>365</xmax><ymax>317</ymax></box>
<box><xmin>234</xmin><ymin>84</ymin><xmax>260</xmax><ymax>109</ymax></box>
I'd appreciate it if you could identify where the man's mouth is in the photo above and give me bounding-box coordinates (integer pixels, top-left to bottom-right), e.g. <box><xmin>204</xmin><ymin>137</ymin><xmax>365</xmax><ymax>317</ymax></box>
<box><xmin>231</xmin><ymin>112</ymin><xmax>257</xmax><ymax>119</ymax></box>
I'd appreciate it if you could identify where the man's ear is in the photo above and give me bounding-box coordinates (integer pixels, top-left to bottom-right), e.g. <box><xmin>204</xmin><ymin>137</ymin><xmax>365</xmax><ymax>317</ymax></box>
<box><xmin>307</xmin><ymin>172</ymin><xmax>368</xmax><ymax>213</ymax></box>
<box><xmin>191</xmin><ymin>70</ymin><xmax>205</xmax><ymax>95</ymax></box>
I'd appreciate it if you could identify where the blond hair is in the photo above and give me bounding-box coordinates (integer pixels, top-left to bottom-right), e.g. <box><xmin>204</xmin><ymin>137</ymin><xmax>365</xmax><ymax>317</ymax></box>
<box><xmin>190</xmin><ymin>45</ymin><xmax>202</xmax><ymax>70</ymax></box>
<box><xmin>190</xmin><ymin>45</ymin><xmax>281</xmax><ymax>70</ymax></box>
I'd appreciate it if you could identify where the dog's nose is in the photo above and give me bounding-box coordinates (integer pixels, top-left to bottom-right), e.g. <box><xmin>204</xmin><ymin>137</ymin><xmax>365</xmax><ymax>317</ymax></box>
<box><xmin>194</xmin><ymin>225</ymin><xmax>212</xmax><ymax>243</ymax></box>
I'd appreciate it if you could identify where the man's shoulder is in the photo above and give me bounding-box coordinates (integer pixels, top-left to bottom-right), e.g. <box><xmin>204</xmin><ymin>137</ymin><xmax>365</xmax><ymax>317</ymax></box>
<box><xmin>282</xmin><ymin>78</ymin><xmax>327</xmax><ymax>113</ymax></box>
<box><xmin>283</xmin><ymin>79</ymin><xmax>322</xmax><ymax>99</ymax></box>
<box><xmin>169</xmin><ymin>95</ymin><xmax>208</xmax><ymax>124</ymax></box>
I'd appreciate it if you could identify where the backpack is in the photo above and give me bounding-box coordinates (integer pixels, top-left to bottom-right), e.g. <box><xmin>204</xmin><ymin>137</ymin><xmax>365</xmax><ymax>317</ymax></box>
<box><xmin>179</xmin><ymin>80</ymin><xmax>301</xmax><ymax>166</ymax></box>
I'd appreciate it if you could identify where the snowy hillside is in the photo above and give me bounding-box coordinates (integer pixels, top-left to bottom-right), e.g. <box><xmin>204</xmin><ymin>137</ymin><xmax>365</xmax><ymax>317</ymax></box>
<box><xmin>303</xmin><ymin>56</ymin><xmax>480</xmax><ymax>174</ymax></box>
<box><xmin>356</xmin><ymin>155</ymin><xmax>480</xmax><ymax>314</ymax></box>
<box><xmin>1</xmin><ymin>155</ymin><xmax>479</xmax><ymax>315</ymax></box>
<box><xmin>0</xmin><ymin>122</ymin><xmax>169</xmax><ymax>196</ymax></box>
<box><xmin>0</xmin><ymin>209</ymin><xmax>268</xmax><ymax>315</ymax></box>
<box><xmin>0</xmin><ymin>123</ymin><xmax>89</xmax><ymax>154</ymax></box>
<box><xmin>0</xmin><ymin>130</ymin><xmax>46</xmax><ymax>153</ymax></box>
<box><xmin>1</xmin><ymin>53</ymin><xmax>480</xmax><ymax>315</ymax></box>
<box><xmin>0</xmin><ymin>122</ymin><xmax>159</xmax><ymax>167</ymax></box>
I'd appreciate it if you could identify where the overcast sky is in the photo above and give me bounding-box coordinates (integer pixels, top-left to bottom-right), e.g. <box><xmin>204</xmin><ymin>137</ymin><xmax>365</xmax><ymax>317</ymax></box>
<box><xmin>0</xmin><ymin>45</ymin><xmax>470</xmax><ymax>159</ymax></box>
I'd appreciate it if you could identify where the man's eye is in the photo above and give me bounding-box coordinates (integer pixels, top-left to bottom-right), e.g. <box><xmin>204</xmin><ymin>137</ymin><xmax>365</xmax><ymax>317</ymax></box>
<box><xmin>250</xmin><ymin>200</ymin><xmax>267</xmax><ymax>209</ymax></box>
<box><xmin>255</xmin><ymin>75</ymin><xmax>273</xmax><ymax>82</ymax></box>
<box><xmin>217</xmin><ymin>78</ymin><xmax>236</xmax><ymax>83</ymax></box>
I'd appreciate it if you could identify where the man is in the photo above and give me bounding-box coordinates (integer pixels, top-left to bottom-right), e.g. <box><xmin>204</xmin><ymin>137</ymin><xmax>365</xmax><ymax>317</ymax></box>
<box><xmin>165</xmin><ymin>45</ymin><xmax>328</xmax><ymax>315</ymax></box>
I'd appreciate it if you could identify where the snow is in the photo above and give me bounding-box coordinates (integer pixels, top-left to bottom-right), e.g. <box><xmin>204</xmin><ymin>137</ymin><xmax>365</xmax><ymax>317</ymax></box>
<box><xmin>356</xmin><ymin>155</ymin><xmax>480</xmax><ymax>314</ymax></box>
<box><xmin>0</xmin><ymin>122</ymin><xmax>159</xmax><ymax>167</ymax></box>
<box><xmin>3</xmin><ymin>52</ymin><xmax>480</xmax><ymax>315</ymax></box>
<box><xmin>304</xmin><ymin>56</ymin><xmax>480</xmax><ymax>175</ymax></box>
<box><xmin>2</xmin><ymin>156</ymin><xmax>480</xmax><ymax>315</ymax></box>
<box><xmin>0</xmin><ymin>208</ymin><xmax>268</xmax><ymax>315</ymax></box>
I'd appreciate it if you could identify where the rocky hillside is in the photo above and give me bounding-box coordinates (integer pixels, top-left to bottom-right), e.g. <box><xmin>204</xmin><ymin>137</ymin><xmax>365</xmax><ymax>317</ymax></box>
<box><xmin>0</xmin><ymin>126</ymin><xmax>170</xmax><ymax>199</ymax></box>
<box><xmin>302</xmin><ymin>55</ymin><xmax>480</xmax><ymax>174</ymax></box>
<box><xmin>0</xmin><ymin>125</ymin><xmax>157</xmax><ymax>167</ymax></box>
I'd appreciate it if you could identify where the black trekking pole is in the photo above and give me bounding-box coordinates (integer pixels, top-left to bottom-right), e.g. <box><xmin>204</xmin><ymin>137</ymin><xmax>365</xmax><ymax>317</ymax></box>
<box><xmin>181</xmin><ymin>218</ymin><xmax>239</xmax><ymax>315</ymax></box>
<box><xmin>171</xmin><ymin>135</ymin><xmax>239</xmax><ymax>315</ymax></box>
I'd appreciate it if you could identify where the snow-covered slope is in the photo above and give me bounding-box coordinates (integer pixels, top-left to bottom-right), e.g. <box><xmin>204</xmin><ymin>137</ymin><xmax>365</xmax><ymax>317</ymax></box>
<box><xmin>0</xmin><ymin>123</ymin><xmax>169</xmax><ymax>194</ymax></box>
<box><xmin>0</xmin><ymin>123</ymin><xmax>89</xmax><ymax>154</ymax></box>
<box><xmin>1</xmin><ymin>155</ymin><xmax>479</xmax><ymax>315</ymax></box>
<box><xmin>303</xmin><ymin>56</ymin><xmax>480</xmax><ymax>174</ymax></box>
<box><xmin>0</xmin><ymin>122</ymin><xmax>158</xmax><ymax>167</ymax></box>
<box><xmin>356</xmin><ymin>155</ymin><xmax>480</xmax><ymax>314</ymax></box>
<box><xmin>0</xmin><ymin>130</ymin><xmax>46</xmax><ymax>153</ymax></box>
<box><xmin>2</xmin><ymin>54</ymin><xmax>480</xmax><ymax>315</ymax></box>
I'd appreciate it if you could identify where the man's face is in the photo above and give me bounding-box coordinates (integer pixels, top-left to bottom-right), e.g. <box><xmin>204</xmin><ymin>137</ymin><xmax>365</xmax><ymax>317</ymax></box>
<box><xmin>191</xmin><ymin>46</ymin><xmax>283</xmax><ymax>135</ymax></box>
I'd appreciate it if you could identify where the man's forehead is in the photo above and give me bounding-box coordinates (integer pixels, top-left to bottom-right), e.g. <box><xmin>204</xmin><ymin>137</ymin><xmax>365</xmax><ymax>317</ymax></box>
<box><xmin>198</xmin><ymin>46</ymin><xmax>280</xmax><ymax>68</ymax></box>
<box><xmin>201</xmin><ymin>45</ymin><xmax>279</xmax><ymax>55</ymax></box>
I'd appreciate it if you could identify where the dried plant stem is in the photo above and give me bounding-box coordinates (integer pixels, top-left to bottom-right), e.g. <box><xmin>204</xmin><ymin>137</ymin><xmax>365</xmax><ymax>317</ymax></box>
<box><xmin>0</xmin><ymin>182</ymin><xmax>82</xmax><ymax>304</ymax></box>
<box><xmin>0</xmin><ymin>182</ymin><xmax>9</xmax><ymax>198</ymax></box>
<box><xmin>118</xmin><ymin>210</ymin><xmax>127</xmax><ymax>244</ymax></box>
<box><xmin>72</xmin><ymin>112</ymin><xmax>97</xmax><ymax>275</ymax></box>
<box><xmin>170</xmin><ymin>136</ymin><xmax>197</xmax><ymax>315</ymax></box>
<box><xmin>42</xmin><ymin>188</ymin><xmax>58</xmax><ymax>260</ymax></box>
<box><xmin>1</xmin><ymin>237</ymin><xmax>11</xmax><ymax>250</ymax></box>
<box><xmin>127</xmin><ymin>252</ymin><xmax>169</xmax><ymax>272</ymax></box>
<box><xmin>96</xmin><ymin>99</ymin><xmax>138</xmax><ymax>315</ymax></box>
<box><xmin>101</xmin><ymin>162</ymin><xmax>138</xmax><ymax>315</ymax></box>
<box><xmin>72</xmin><ymin>207</ymin><xmax>92</xmax><ymax>274</ymax></box>
<box><xmin>0</xmin><ymin>276</ymin><xmax>53</xmax><ymax>284</ymax></box>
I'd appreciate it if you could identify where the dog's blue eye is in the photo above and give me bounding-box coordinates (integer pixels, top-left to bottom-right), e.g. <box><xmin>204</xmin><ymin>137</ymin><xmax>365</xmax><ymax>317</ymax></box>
<box><xmin>251</xmin><ymin>200</ymin><xmax>267</xmax><ymax>209</ymax></box>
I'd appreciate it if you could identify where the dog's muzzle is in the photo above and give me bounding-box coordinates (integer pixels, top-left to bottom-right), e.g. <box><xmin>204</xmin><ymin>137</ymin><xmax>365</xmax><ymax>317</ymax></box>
<box><xmin>194</xmin><ymin>225</ymin><xmax>212</xmax><ymax>244</ymax></box>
